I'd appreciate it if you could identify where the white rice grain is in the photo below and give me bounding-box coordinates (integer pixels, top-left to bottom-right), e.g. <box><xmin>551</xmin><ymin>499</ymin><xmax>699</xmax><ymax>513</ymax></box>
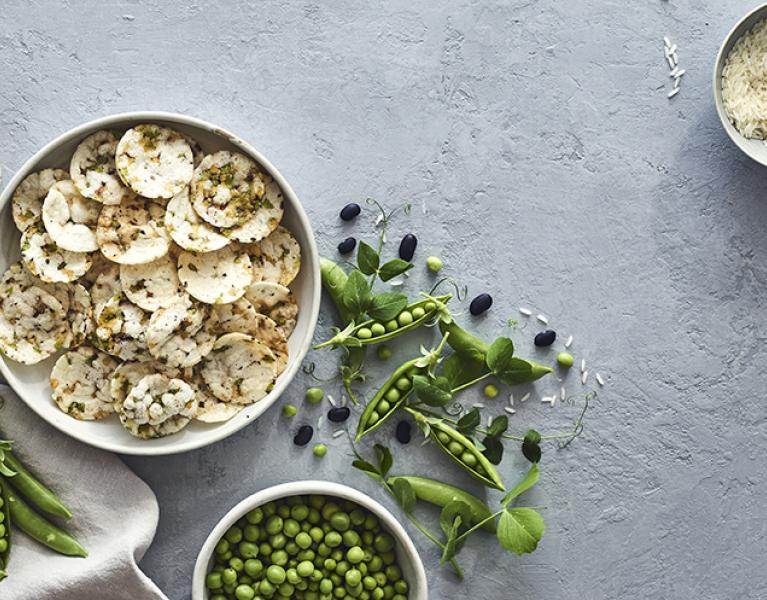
<box><xmin>581</xmin><ymin>370</ymin><xmax>589</xmax><ymax>385</ymax></box>
<box><xmin>332</xmin><ymin>429</ymin><xmax>345</xmax><ymax>438</ymax></box>
<box><xmin>519</xmin><ymin>307</ymin><xmax>532</xmax><ymax>316</ymax></box>
<box><xmin>596</xmin><ymin>373</ymin><xmax>605</xmax><ymax>386</ymax></box>
<box><xmin>668</xmin><ymin>87</ymin><xmax>680</xmax><ymax>98</ymax></box>
<box><xmin>317</xmin><ymin>415</ymin><xmax>325</xmax><ymax>428</ymax></box>
<box><xmin>560</xmin><ymin>386</ymin><xmax>566</xmax><ymax>401</ymax></box>
<box><xmin>663</xmin><ymin>36</ymin><xmax>671</xmax><ymax>48</ymax></box>
<box><xmin>581</xmin><ymin>359</ymin><xmax>586</xmax><ymax>373</ymax></box>
<box><xmin>520</xmin><ymin>393</ymin><xmax>530</xmax><ymax>403</ymax></box>
<box><xmin>508</xmin><ymin>393</ymin><xmax>514</xmax><ymax>406</ymax></box>
<box><xmin>472</xmin><ymin>403</ymin><xmax>486</xmax><ymax>409</ymax></box>
<box><xmin>565</xmin><ymin>335</ymin><xmax>573</xmax><ymax>348</ymax></box>
<box><xmin>536</xmin><ymin>314</ymin><xmax>549</xmax><ymax>325</ymax></box>
<box><xmin>504</xmin><ymin>407</ymin><xmax>516</xmax><ymax>415</ymax></box>
<box><xmin>327</xmin><ymin>394</ymin><xmax>336</xmax><ymax>407</ymax></box>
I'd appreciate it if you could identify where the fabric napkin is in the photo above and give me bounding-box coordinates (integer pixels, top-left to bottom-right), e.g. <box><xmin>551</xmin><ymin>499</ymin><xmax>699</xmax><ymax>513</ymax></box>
<box><xmin>0</xmin><ymin>384</ymin><xmax>169</xmax><ymax>600</ymax></box>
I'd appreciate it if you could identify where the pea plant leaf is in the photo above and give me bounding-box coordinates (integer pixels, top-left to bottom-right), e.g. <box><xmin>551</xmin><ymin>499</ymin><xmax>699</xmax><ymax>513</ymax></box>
<box><xmin>497</xmin><ymin>508</ymin><xmax>545</xmax><ymax>555</ymax></box>
<box><xmin>367</xmin><ymin>292</ymin><xmax>408</xmax><ymax>322</ymax></box>
<box><xmin>390</xmin><ymin>477</ymin><xmax>417</xmax><ymax>514</ymax></box>
<box><xmin>482</xmin><ymin>436</ymin><xmax>503</xmax><ymax>465</ymax></box>
<box><xmin>439</xmin><ymin>500</ymin><xmax>473</xmax><ymax>537</ymax></box>
<box><xmin>439</xmin><ymin>512</ymin><xmax>464</xmax><ymax>565</ymax></box>
<box><xmin>497</xmin><ymin>358</ymin><xmax>552</xmax><ymax>386</ymax></box>
<box><xmin>456</xmin><ymin>408</ymin><xmax>481</xmax><ymax>435</ymax></box>
<box><xmin>442</xmin><ymin>353</ymin><xmax>489</xmax><ymax>389</ymax></box>
<box><xmin>352</xmin><ymin>460</ymin><xmax>383</xmax><ymax>482</ymax></box>
<box><xmin>486</xmin><ymin>415</ymin><xmax>508</xmax><ymax>438</ymax></box>
<box><xmin>357</xmin><ymin>241</ymin><xmax>380</xmax><ymax>276</ymax></box>
<box><xmin>374</xmin><ymin>444</ymin><xmax>393</xmax><ymax>478</ymax></box>
<box><xmin>501</xmin><ymin>463</ymin><xmax>540</xmax><ymax>506</ymax></box>
<box><xmin>379</xmin><ymin>259</ymin><xmax>414</xmax><ymax>282</ymax></box>
<box><xmin>522</xmin><ymin>429</ymin><xmax>542</xmax><ymax>464</ymax></box>
<box><xmin>412</xmin><ymin>375</ymin><xmax>453</xmax><ymax>407</ymax></box>
<box><xmin>486</xmin><ymin>337</ymin><xmax>515</xmax><ymax>373</ymax></box>
<box><xmin>342</xmin><ymin>270</ymin><xmax>372</xmax><ymax>318</ymax></box>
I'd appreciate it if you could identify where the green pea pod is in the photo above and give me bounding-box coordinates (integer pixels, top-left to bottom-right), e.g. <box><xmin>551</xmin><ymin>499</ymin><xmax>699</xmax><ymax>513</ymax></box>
<box><xmin>316</xmin><ymin>295</ymin><xmax>452</xmax><ymax>349</ymax></box>
<box><xmin>439</xmin><ymin>319</ymin><xmax>489</xmax><ymax>364</ymax></box>
<box><xmin>320</xmin><ymin>257</ymin><xmax>355</xmax><ymax>324</ymax></box>
<box><xmin>1</xmin><ymin>477</ymin><xmax>87</xmax><ymax>557</ymax></box>
<box><xmin>386</xmin><ymin>475</ymin><xmax>496</xmax><ymax>532</ymax></box>
<box><xmin>2</xmin><ymin>452</ymin><xmax>72</xmax><ymax>519</ymax></box>
<box><xmin>356</xmin><ymin>358</ymin><xmax>421</xmax><ymax>441</ymax></box>
<box><xmin>0</xmin><ymin>475</ymin><xmax>11</xmax><ymax>579</ymax></box>
<box><xmin>409</xmin><ymin>409</ymin><xmax>505</xmax><ymax>491</ymax></box>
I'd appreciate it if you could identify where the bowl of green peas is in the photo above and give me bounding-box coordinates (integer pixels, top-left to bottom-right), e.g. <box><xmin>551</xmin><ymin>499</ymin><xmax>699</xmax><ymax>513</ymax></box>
<box><xmin>193</xmin><ymin>481</ymin><xmax>427</xmax><ymax>600</ymax></box>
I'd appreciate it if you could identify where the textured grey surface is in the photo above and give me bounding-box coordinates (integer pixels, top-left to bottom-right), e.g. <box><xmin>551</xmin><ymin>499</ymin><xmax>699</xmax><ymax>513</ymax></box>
<box><xmin>1</xmin><ymin>1</ymin><xmax>767</xmax><ymax>599</ymax></box>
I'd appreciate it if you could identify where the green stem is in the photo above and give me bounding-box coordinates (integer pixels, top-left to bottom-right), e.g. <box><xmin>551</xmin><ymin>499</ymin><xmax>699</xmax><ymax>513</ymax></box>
<box><xmin>453</xmin><ymin>510</ymin><xmax>505</xmax><ymax>543</ymax></box>
<box><xmin>450</xmin><ymin>372</ymin><xmax>493</xmax><ymax>394</ymax></box>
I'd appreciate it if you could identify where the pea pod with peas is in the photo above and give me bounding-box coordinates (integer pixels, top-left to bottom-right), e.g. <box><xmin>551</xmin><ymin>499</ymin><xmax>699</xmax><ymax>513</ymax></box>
<box><xmin>0</xmin><ymin>475</ymin><xmax>10</xmax><ymax>579</ymax></box>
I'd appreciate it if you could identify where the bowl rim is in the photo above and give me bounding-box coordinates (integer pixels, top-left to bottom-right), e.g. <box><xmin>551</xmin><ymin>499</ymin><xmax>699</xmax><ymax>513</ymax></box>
<box><xmin>191</xmin><ymin>480</ymin><xmax>429</xmax><ymax>600</ymax></box>
<box><xmin>712</xmin><ymin>2</ymin><xmax>767</xmax><ymax>166</ymax></box>
<box><xmin>0</xmin><ymin>111</ymin><xmax>321</xmax><ymax>456</ymax></box>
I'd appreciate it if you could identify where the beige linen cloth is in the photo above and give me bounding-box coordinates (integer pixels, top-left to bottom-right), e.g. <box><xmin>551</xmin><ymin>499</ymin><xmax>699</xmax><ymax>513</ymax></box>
<box><xmin>0</xmin><ymin>384</ymin><xmax>169</xmax><ymax>599</ymax></box>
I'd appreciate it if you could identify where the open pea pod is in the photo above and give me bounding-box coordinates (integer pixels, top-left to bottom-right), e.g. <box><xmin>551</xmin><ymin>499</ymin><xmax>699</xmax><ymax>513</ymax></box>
<box><xmin>409</xmin><ymin>409</ymin><xmax>505</xmax><ymax>491</ymax></box>
<box><xmin>0</xmin><ymin>475</ymin><xmax>10</xmax><ymax>579</ymax></box>
<box><xmin>356</xmin><ymin>358</ymin><xmax>423</xmax><ymax>441</ymax></box>
<box><xmin>316</xmin><ymin>295</ymin><xmax>452</xmax><ymax>349</ymax></box>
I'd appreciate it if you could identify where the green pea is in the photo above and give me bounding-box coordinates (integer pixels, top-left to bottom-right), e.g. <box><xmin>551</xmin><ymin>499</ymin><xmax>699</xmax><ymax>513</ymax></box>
<box><xmin>385</xmin><ymin>566</ymin><xmax>401</xmax><ymax>581</ymax></box>
<box><xmin>376</xmin><ymin>400</ymin><xmax>390</xmax><ymax>414</ymax></box>
<box><xmin>364</xmin><ymin>515</ymin><xmax>379</xmax><ymax>531</ymax></box>
<box><xmin>291</xmin><ymin>504</ymin><xmax>310</xmax><ymax>521</ymax></box>
<box><xmin>258</xmin><ymin>579</ymin><xmax>275</xmax><ymax>596</ymax></box>
<box><xmin>235</xmin><ymin>584</ymin><xmax>256</xmax><ymax>600</ymax></box>
<box><xmin>305</xmin><ymin>387</ymin><xmax>325</xmax><ymax>405</ymax></box>
<box><xmin>246</xmin><ymin>507</ymin><xmax>264</xmax><ymax>525</ymax></box>
<box><xmin>244</xmin><ymin>558</ymin><xmax>263</xmax><ymax>577</ymax></box>
<box><xmin>271</xmin><ymin>549</ymin><xmax>289</xmax><ymax>566</ymax></box>
<box><xmin>483</xmin><ymin>384</ymin><xmax>499</xmax><ymax>398</ymax></box>
<box><xmin>346</xmin><ymin>546</ymin><xmax>365</xmax><ymax>564</ymax></box>
<box><xmin>283</xmin><ymin>518</ymin><xmax>300</xmax><ymax>537</ymax></box>
<box><xmin>394</xmin><ymin>579</ymin><xmax>408</xmax><ymax>593</ymax></box>
<box><xmin>384</xmin><ymin>320</ymin><xmax>398</xmax><ymax>332</ymax></box>
<box><xmin>424</xmin><ymin>301</ymin><xmax>436</xmax><ymax>312</ymax></box>
<box><xmin>384</xmin><ymin>388</ymin><xmax>400</xmax><ymax>403</ymax></box>
<box><xmin>411</xmin><ymin>306</ymin><xmax>425</xmax><ymax>320</ymax></box>
<box><xmin>342</xmin><ymin>530</ymin><xmax>361</xmax><ymax>547</ymax></box>
<box><xmin>266</xmin><ymin>515</ymin><xmax>283</xmax><ymax>535</ymax></box>
<box><xmin>215</xmin><ymin>538</ymin><xmax>230</xmax><ymax>555</ymax></box>
<box><xmin>436</xmin><ymin>431</ymin><xmax>450</xmax><ymax>445</ymax></box>
<box><xmin>357</xmin><ymin>327</ymin><xmax>373</xmax><ymax>339</ymax></box>
<box><xmin>370</xmin><ymin>323</ymin><xmax>386</xmax><ymax>336</ymax></box>
<box><xmin>206</xmin><ymin>572</ymin><xmax>224</xmax><ymax>589</ymax></box>
<box><xmin>225</xmin><ymin>526</ymin><xmax>243</xmax><ymax>544</ymax></box>
<box><xmin>294</xmin><ymin>531</ymin><xmax>312</xmax><ymax>550</ymax></box>
<box><xmin>447</xmin><ymin>441</ymin><xmax>464</xmax><ymax>455</ymax></box>
<box><xmin>397</xmin><ymin>311</ymin><xmax>413</xmax><ymax>326</ymax></box>
<box><xmin>282</xmin><ymin>403</ymin><xmax>297</xmax><ymax>417</ymax></box>
<box><xmin>271</xmin><ymin>533</ymin><xmax>287</xmax><ymax>549</ymax></box>
<box><xmin>243</xmin><ymin>525</ymin><xmax>260</xmax><ymax>541</ymax></box>
<box><xmin>363</xmin><ymin>575</ymin><xmax>377</xmax><ymax>591</ymax></box>
<box><xmin>259</xmin><ymin>542</ymin><xmax>272</xmax><ymax>556</ymax></box>
<box><xmin>287</xmin><ymin>568</ymin><xmax>301</xmax><ymax>584</ymax></box>
<box><xmin>313</xmin><ymin>444</ymin><xmax>328</xmax><ymax>458</ymax></box>
<box><xmin>557</xmin><ymin>351</ymin><xmax>574</xmax><ymax>368</ymax></box>
<box><xmin>267</xmin><ymin>564</ymin><xmax>287</xmax><ymax>584</ymax></box>
<box><xmin>239</xmin><ymin>541</ymin><xmax>259</xmax><ymax>558</ymax></box>
<box><xmin>298</xmin><ymin>560</ymin><xmax>315</xmax><ymax>577</ymax></box>
<box><xmin>393</xmin><ymin>595</ymin><xmax>407</xmax><ymax>600</ymax></box>
<box><xmin>376</xmin><ymin>345</ymin><xmax>392</xmax><ymax>360</ymax></box>
<box><xmin>461</xmin><ymin>451</ymin><xmax>478</xmax><ymax>468</ymax></box>
<box><xmin>349</xmin><ymin>509</ymin><xmax>366</xmax><ymax>526</ymax></box>
<box><xmin>320</xmin><ymin>578</ymin><xmax>334</xmax><ymax>594</ymax></box>
<box><xmin>368</xmin><ymin>556</ymin><xmax>383</xmax><ymax>572</ymax></box>
<box><xmin>345</xmin><ymin>568</ymin><xmax>362</xmax><ymax>587</ymax></box>
<box><xmin>229</xmin><ymin>557</ymin><xmax>244</xmax><ymax>572</ymax></box>
<box><xmin>367</xmin><ymin>411</ymin><xmax>380</xmax><ymax>425</ymax></box>
<box><xmin>222</xmin><ymin>567</ymin><xmax>238</xmax><ymax>585</ymax></box>
<box><xmin>321</xmin><ymin>502</ymin><xmax>339</xmax><ymax>520</ymax></box>
<box><xmin>335</xmin><ymin>560</ymin><xmax>350</xmax><ymax>576</ymax></box>
<box><xmin>426</xmin><ymin>256</ymin><xmax>443</xmax><ymax>272</ymax></box>
<box><xmin>374</xmin><ymin>534</ymin><xmax>394</xmax><ymax>553</ymax></box>
<box><xmin>394</xmin><ymin>377</ymin><xmax>411</xmax><ymax>391</ymax></box>
<box><xmin>372</xmin><ymin>589</ymin><xmax>385</xmax><ymax>600</ymax></box>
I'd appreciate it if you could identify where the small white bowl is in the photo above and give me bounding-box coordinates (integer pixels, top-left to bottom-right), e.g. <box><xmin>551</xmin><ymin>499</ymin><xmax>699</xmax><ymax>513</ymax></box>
<box><xmin>192</xmin><ymin>481</ymin><xmax>428</xmax><ymax>600</ymax></box>
<box><xmin>0</xmin><ymin>111</ymin><xmax>321</xmax><ymax>455</ymax></box>
<box><xmin>713</xmin><ymin>3</ymin><xmax>767</xmax><ymax>165</ymax></box>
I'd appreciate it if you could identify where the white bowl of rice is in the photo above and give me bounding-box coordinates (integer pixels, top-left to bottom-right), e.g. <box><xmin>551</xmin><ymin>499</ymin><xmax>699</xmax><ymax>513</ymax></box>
<box><xmin>714</xmin><ymin>3</ymin><xmax>767</xmax><ymax>165</ymax></box>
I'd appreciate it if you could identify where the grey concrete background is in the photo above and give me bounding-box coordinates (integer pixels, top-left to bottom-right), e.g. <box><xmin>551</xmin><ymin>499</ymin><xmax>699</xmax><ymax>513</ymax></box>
<box><xmin>1</xmin><ymin>1</ymin><xmax>766</xmax><ymax>598</ymax></box>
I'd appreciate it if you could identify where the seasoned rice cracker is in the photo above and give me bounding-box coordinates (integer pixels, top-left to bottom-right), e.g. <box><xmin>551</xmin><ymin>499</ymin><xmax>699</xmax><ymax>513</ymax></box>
<box><xmin>0</xmin><ymin>262</ymin><xmax>71</xmax><ymax>364</ymax></box>
<box><xmin>165</xmin><ymin>187</ymin><xmax>230</xmax><ymax>253</ymax></box>
<box><xmin>190</xmin><ymin>151</ymin><xmax>267</xmax><ymax>228</ymax></box>
<box><xmin>200</xmin><ymin>332</ymin><xmax>277</xmax><ymax>405</ymax></box>
<box><xmin>222</xmin><ymin>177</ymin><xmax>284</xmax><ymax>243</ymax></box>
<box><xmin>70</xmin><ymin>130</ymin><xmax>134</xmax><ymax>205</ymax></box>
<box><xmin>120</xmin><ymin>253</ymin><xmax>182</xmax><ymax>312</ymax></box>
<box><xmin>117</xmin><ymin>373</ymin><xmax>198</xmax><ymax>439</ymax></box>
<box><xmin>20</xmin><ymin>225</ymin><xmax>92</xmax><ymax>283</ymax></box>
<box><xmin>193</xmin><ymin>374</ymin><xmax>243</xmax><ymax>423</ymax></box>
<box><xmin>248</xmin><ymin>226</ymin><xmax>300</xmax><ymax>286</ymax></box>
<box><xmin>67</xmin><ymin>283</ymin><xmax>93</xmax><ymax>347</ymax></box>
<box><xmin>42</xmin><ymin>180</ymin><xmax>101</xmax><ymax>252</ymax></box>
<box><xmin>94</xmin><ymin>292</ymin><xmax>150</xmax><ymax>361</ymax></box>
<box><xmin>12</xmin><ymin>168</ymin><xmax>68</xmax><ymax>232</ymax></box>
<box><xmin>177</xmin><ymin>245</ymin><xmax>252</xmax><ymax>304</ymax></box>
<box><xmin>146</xmin><ymin>297</ymin><xmax>215</xmax><ymax>368</ymax></box>
<box><xmin>109</xmin><ymin>359</ymin><xmax>188</xmax><ymax>406</ymax></box>
<box><xmin>244</xmin><ymin>281</ymin><xmax>298</xmax><ymax>337</ymax></box>
<box><xmin>50</xmin><ymin>345</ymin><xmax>118</xmax><ymax>420</ymax></box>
<box><xmin>96</xmin><ymin>196</ymin><xmax>170</xmax><ymax>264</ymax></box>
<box><xmin>116</xmin><ymin>124</ymin><xmax>194</xmax><ymax>199</ymax></box>
<box><xmin>89</xmin><ymin>261</ymin><xmax>121</xmax><ymax>306</ymax></box>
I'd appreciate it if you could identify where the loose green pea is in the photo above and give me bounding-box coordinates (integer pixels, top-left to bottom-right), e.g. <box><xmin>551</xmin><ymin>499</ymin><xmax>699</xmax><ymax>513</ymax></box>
<box><xmin>235</xmin><ymin>584</ymin><xmax>256</xmax><ymax>600</ymax></box>
<box><xmin>347</xmin><ymin>546</ymin><xmax>365</xmax><ymax>564</ymax></box>
<box><xmin>330</xmin><ymin>511</ymin><xmax>350</xmax><ymax>532</ymax></box>
<box><xmin>222</xmin><ymin>567</ymin><xmax>238</xmax><ymax>585</ymax></box>
<box><xmin>229</xmin><ymin>557</ymin><xmax>244</xmax><ymax>572</ymax></box>
<box><xmin>244</xmin><ymin>559</ymin><xmax>263</xmax><ymax>577</ymax></box>
<box><xmin>345</xmin><ymin>568</ymin><xmax>362</xmax><ymax>587</ymax></box>
<box><xmin>246</xmin><ymin>507</ymin><xmax>264</xmax><ymax>525</ymax></box>
<box><xmin>298</xmin><ymin>560</ymin><xmax>315</xmax><ymax>577</ymax></box>
<box><xmin>325</xmin><ymin>531</ymin><xmax>343</xmax><ymax>547</ymax></box>
<box><xmin>295</xmin><ymin>531</ymin><xmax>312</xmax><ymax>549</ymax></box>
<box><xmin>305</xmin><ymin>387</ymin><xmax>325</xmax><ymax>405</ymax></box>
<box><xmin>215</xmin><ymin>538</ymin><xmax>230</xmax><ymax>555</ymax></box>
<box><xmin>267</xmin><ymin>564</ymin><xmax>286</xmax><ymax>584</ymax></box>
<box><xmin>284</xmin><ymin>518</ymin><xmax>301</xmax><ymax>537</ymax></box>
<box><xmin>411</xmin><ymin>306</ymin><xmax>425</xmax><ymax>320</ymax></box>
<box><xmin>266</xmin><ymin>515</ymin><xmax>283</xmax><ymax>535</ymax></box>
<box><xmin>282</xmin><ymin>404</ymin><xmax>297</xmax><ymax>417</ymax></box>
<box><xmin>374</xmin><ymin>534</ymin><xmax>394</xmax><ymax>553</ymax></box>
<box><xmin>207</xmin><ymin>572</ymin><xmax>224</xmax><ymax>589</ymax></box>
<box><xmin>370</xmin><ymin>323</ymin><xmax>386</xmax><ymax>336</ymax></box>
<box><xmin>313</xmin><ymin>444</ymin><xmax>328</xmax><ymax>458</ymax></box>
<box><xmin>239</xmin><ymin>541</ymin><xmax>259</xmax><ymax>558</ymax></box>
<box><xmin>357</xmin><ymin>327</ymin><xmax>373</xmax><ymax>339</ymax></box>
<box><xmin>397</xmin><ymin>311</ymin><xmax>413</xmax><ymax>326</ymax></box>
<box><xmin>258</xmin><ymin>579</ymin><xmax>275</xmax><ymax>596</ymax></box>
<box><xmin>376</xmin><ymin>345</ymin><xmax>392</xmax><ymax>360</ymax></box>
<box><xmin>426</xmin><ymin>256</ymin><xmax>443</xmax><ymax>272</ymax></box>
<box><xmin>557</xmin><ymin>352</ymin><xmax>574</xmax><ymax>368</ymax></box>
<box><xmin>483</xmin><ymin>384</ymin><xmax>499</xmax><ymax>398</ymax></box>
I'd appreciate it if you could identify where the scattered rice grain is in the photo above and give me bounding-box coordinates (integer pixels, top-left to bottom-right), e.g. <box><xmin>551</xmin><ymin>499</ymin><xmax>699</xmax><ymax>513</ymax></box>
<box><xmin>508</xmin><ymin>393</ymin><xmax>514</xmax><ymax>406</ymax></box>
<box><xmin>581</xmin><ymin>359</ymin><xmax>586</xmax><ymax>372</ymax></box>
<box><xmin>596</xmin><ymin>373</ymin><xmax>605</xmax><ymax>386</ymax></box>
<box><xmin>581</xmin><ymin>371</ymin><xmax>589</xmax><ymax>385</ymax></box>
<box><xmin>536</xmin><ymin>314</ymin><xmax>549</xmax><ymax>325</ymax></box>
<box><xmin>472</xmin><ymin>402</ymin><xmax>486</xmax><ymax>409</ymax></box>
<box><xmin>520</xmin><ymin>393</ymin><xmax>530</xmax><ymax>403</ymax></box>
<box><xmin>519</xmin><ymin>307</ymin><xmax>532</xmax><ymax>316</ymax></box>
<box><xmin>332</xmin><ymin>429</ymin><xmax>345</xmax><ymax>439</ymax></box>
<box><xmin>327</xmin><ymin>395</ymin><xmax>336</xmax><ymax>407</ymax></box>
<box><xmin>560</xmin><ymin>386</ymin><xmax>566</xmax><ymax>401</ymax></box>
<box><xmin>668</xmin><ymin>88</ymin><xmax>680</xmax><ymax>98</ymax></box>
<box><xmin>504</xmin><ymin>407</ymin><xmax>516</xmax><ymax>415</ymax></box>
<box><xmin>565</xmin><ymin>335</ymin><xmax>573</xmax><ymax>348</ymax></box>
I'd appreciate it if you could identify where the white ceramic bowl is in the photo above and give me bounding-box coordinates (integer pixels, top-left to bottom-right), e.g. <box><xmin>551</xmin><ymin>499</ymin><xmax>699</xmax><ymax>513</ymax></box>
<box><xmin>713</xmin><ymin>2</ymin><xmax>767</xmax><ymax>165</ymax></box>
<box><xmin>192</xmin><ymin>481</ymin><xmax>428</xmax><ymax>600</ymax></box>
<box><xmin>0</xmin><ymin>111</ymin><xmax>320</xmax><ymax>455</ymax></box>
